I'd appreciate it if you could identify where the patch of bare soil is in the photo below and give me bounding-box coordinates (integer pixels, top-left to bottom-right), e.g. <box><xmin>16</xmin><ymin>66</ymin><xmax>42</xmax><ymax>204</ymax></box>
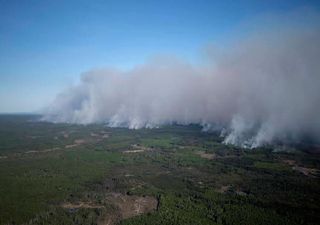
<box><xmin>215</xmin><ymin>185</ymin><xmax>247</xmax><ymax>196</ymax></box>
<box><xmin>25</xmin><ymin>147</ymin><xmax>61</xmax><ymax>154</ymax></box>
<box><xmin>293</xmin><ymin>166</ymin><xmax>319</xmax><ymax>177</ymax></box>
<box><xmin>282</xmin><ymin>159</ymin><xmax>296</xmax><ymax>166</ymax></box>
<box><xmin>62</xmin><ymin>131</ymin><xmax>69</xmax><ymax>138</ymax></box>
<box><xmin>216</xmin><ymin>185</ymin><xmax>231</xmax><ymax>193</ymax></box>
<box><xmin>2</xmin><ymin>139</ymin><xmax>87</xmax><ymax>158</ymax></box>
<box><xmin>123</xmin><ymin>149</ymin><xmax>145</xmax><ymax>153</ymax></box>
<box><xmin>59</xmin><ymin>192</ymin><xmax>157</xmax><ymax>225</ymax></box>
<box><xmin>282</xmin><ymin>159</ymin><xmax>319</xmax><ymax>177</ymax></box>
<box><xmin>90</xmin><ymin>131</ymin><xmax>110</xmax><ymax>140</ymax></box>
<box><xmin>102</xmin><ymin>134</ymin><xmax>109</xmax><ymax>138</ymax></box>
<box><xmin>123</xmin><ymin>144</ymin><xmax>153</xmax><ymax>153</ymax></box>
<box><xmin>90</xmin><ymin>132</ymin><xmax>99</xmax><ymax>137</ymax></box>
<box><xmin>105</xmin><ymin>193</ymin><xmax>158</xmax><ymax>219</ymax></box>
<box><xmin>65</xmin><ymin>139</ymin><xmax>86</xmax><ymax>148</ymax></box>
<box><xmin>97</xmin><ymin>215</ymin><xmax>120</xmax><ymax>225</ymax></box>
<box><xmin>61</xmin><ymin>201</ymin><xmax>104</xmax><ymax>209</ymax></box>
<box><xmin>195</xmin><ymin>151</ymin><xmax>215</xmax><ymax>160</ymax></box>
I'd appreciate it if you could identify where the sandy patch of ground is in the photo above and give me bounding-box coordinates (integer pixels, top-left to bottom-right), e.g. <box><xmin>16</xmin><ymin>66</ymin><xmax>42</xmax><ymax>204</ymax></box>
<box><xmin>282</xmin><ymin>159</ymin><xmax>296</xmax><ymax>166</ymax></box>
<box><xmin>216</xmin><ymin>185</ymin><xmax>231</xmax><ymax>193</ymax></box>
<box><xmin>65</xmin><ymin>139</ymin><xmax>86</xmax><ymax>148</ymax></box>
<box><xmin>62</xmin><ymin>132</ymin><xmax>69</xmax><ymax>138</ymax></box>
<box><xmin>282</xmin><ymin>159</ymin><xmax>319</xmax><ymax>177</ymax></box>
<box><xmin>1</xmin><ymin>134</ymin><xmax>101</xmax><ymax>159</ymax></box>
<box><xmin>91</xmin><ymin>131</ymin><xmax>110</xmax><ymax>139</ymax></box>
<box><xmin>123</xmin><ymin>149</ymin><xmax>145</xmax><ymax>153</ymax></box>
<box><xmin>13</xmin><ymin>139</ymin><xmax>86</xmax><ymax>156</ymax></box>
<box><xmin>105</xmin><ymin>193</ymin><xmax>157</xmax><ymax>219</ymax></box>
<box><xmin>195</xmin><ymin>151</ymin><xmax>215</xmax><ymax>160</ymax></box>
<box><xmin>102</xmin><ymin>134</ymin><xmax>109</xmax><ymax>138</ymax></box>
<box><xmin>125</xmin><ymin>174</ymin><xmax>134</xmax><ymax>177</ymax></box>
<box><xmin>75</xmin><ymin>139</ymin><xmax>86</xmax><ymax>144</ymax></box>
<box><xmin>25</xmin><ymin>147</ymin><xmax>61</xmax><ymax>154</ymax></box>
<box><xmin>61</xmin><ymin>201</ymin><xmax>104</xmax><ymax>209</ymax></box>
<box><xmin>61</xmin><ymin>193</ymin><xmax>157</xmax><ymax>225</ymax></box>
<box><xmin>293</xmin><ymin>166</ymin><xmax>319</xmax><ymax>177</ymax></box>
<box><xmin>123</xmin><ymin>144</ymin><xmax>153</xmax><ymax>153</ymax></box>
<box><xmin>100</xmin><ymin>131</ymin><xmax>110</xmax><ymax>139</ymax></box>
<box><xmin>97</xmin><ymin>216</ymin><xmax>119</xmax><ymax>225</ymax></box>
<box><xmin>90</xmin><ymin>132</ymin><xmax>99</xmax><ymax>137</ymax></box>
<box><xmin>215</xmin><ymin>185</ymin><xmax>247</xmax><ymax>196</ymax></box>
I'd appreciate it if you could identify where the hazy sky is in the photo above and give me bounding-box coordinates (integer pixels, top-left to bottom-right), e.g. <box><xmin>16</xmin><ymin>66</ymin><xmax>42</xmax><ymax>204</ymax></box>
<box><xmin>0</xmin><ymin>0</ymin><xmax>319</xmax><ymax>112</ymax></box>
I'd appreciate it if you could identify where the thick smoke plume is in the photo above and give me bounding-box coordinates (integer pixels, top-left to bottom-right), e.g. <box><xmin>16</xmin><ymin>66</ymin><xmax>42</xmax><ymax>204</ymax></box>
<box><xmin>42</xmin><ymin>24</ymin><xmax>320</xmax><ymax>148</ymax></box>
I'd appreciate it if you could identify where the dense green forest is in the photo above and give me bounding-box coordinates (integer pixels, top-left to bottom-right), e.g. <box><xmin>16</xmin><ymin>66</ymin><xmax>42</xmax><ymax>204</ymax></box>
<box><xmin>0</xmin><ymin>115</ymin><xmax>319</xmax><ymax>225</ymax></box>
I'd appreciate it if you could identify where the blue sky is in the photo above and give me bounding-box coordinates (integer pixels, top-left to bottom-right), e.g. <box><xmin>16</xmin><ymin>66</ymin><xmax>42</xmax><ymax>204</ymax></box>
<box><xmin>0</xmin><ymin>0</ymin><xmax>319</xmax><ymax>113</ymax></box>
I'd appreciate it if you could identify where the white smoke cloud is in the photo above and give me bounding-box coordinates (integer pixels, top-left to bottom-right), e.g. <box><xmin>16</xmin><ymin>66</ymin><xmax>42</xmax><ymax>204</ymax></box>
<box><xmin>42</xmin><ymin>15</ymin><xmax>320</xmax><ymax>148</ymax></box>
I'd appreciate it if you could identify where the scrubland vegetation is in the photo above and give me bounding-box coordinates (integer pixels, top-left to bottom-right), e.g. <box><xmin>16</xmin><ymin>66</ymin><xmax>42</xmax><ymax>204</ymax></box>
<box><xmin>0</xmin><ymin>115</ymin><xmax>319</xmax><ymax>225</ymax></box>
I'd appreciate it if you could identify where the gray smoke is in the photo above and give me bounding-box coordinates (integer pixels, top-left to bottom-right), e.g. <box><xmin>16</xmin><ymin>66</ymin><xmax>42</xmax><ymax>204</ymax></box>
<box><xmin>42</xmin><ymin>23</ymin><xmax>320</xmax><ymax>148</ymax></box>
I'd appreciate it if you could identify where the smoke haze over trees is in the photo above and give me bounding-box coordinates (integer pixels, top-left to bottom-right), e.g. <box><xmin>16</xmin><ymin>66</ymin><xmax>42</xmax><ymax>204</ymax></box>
<box><xmin>43</xmin><ymin>12</ymin><xmax>320</xmax><ymax>148</ymax></box>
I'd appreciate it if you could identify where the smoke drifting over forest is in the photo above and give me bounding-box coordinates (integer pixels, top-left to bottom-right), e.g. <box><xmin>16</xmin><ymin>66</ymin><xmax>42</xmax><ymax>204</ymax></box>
<box><xmin>42</xmin><ymin>18</ymin><xmax>320</xmax><ymax>148</ymax></box>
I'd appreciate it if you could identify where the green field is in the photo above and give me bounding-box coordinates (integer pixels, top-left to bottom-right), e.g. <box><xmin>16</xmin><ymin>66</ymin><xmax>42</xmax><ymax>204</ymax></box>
<box><xmin>0</xmin><ymin>115</ymin><xmax>319</xmax><ymax>225</ymax></box>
